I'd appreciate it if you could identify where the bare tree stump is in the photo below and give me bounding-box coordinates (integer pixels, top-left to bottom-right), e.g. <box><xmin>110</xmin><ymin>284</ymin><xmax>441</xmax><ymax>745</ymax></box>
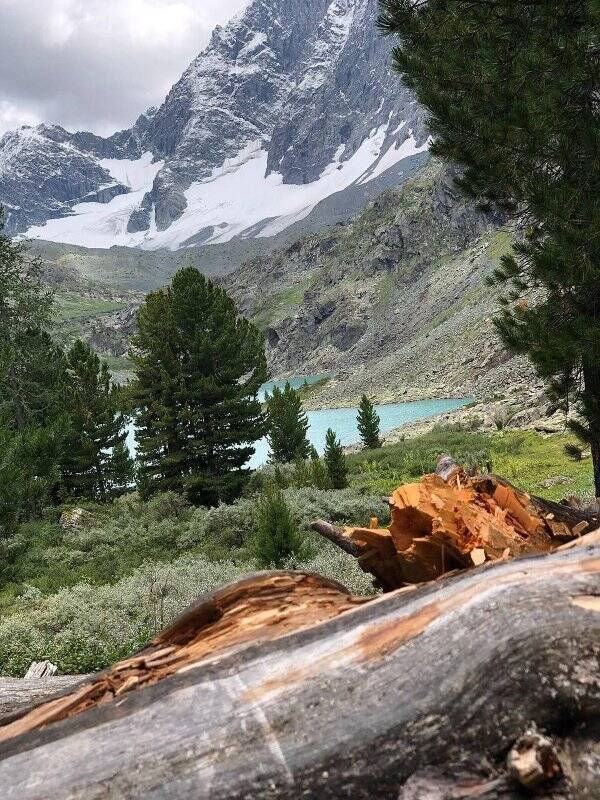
<box><xmin>0</xmin><ymin>537</ymin><xmax>598</xmax><ymax>799</ymax></box>
<box><xmin>312</xmin><ymin>463</ymin><xmax>600</xmax><ymax>590</ymax></box>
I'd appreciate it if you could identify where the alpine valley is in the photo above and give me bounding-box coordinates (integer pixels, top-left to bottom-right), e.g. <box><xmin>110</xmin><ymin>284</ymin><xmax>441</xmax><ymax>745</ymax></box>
<box><xmin>1</xmin><ymin>0</ymin><xmax>545</xmax><ymax>426</ymax></box>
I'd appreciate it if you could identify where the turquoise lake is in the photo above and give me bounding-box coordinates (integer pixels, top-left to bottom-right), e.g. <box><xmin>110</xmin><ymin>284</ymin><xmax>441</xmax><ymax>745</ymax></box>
<box><xmin>249</xmin><ymin>392</ymin><xmax>470</xmax><ymax>468</ymax></box>
<box><xmin>126</xmin><ymin>376</ymin><xmax>471</xmax><ymax>468</ymax></box>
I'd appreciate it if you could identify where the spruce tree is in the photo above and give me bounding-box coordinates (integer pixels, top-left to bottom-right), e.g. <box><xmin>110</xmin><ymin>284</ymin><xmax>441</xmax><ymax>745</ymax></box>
<box><xmin>109</xmin><ymin>441</ymin><xmax>135</xmax><ymax>497</ymax></box>
<box><xmin>266</xmin><ymin>382</ymin><xmax>310</xmax><ymax>463</ymax></box>
<box><xmin>357</xmin><ymin>394</ymin><xmax>382</xmax><ymax>450</ymax></box>
<box><xmin>324</xmin><ymin>428</ymin><xmax>348</xmax><ymax>489</ymax></box>
<box><xmin>254</xmin><ymin>488</ymin><xmax>301</xmax><ymax>568</ymax></box>
<box><xmin>379</xmin><ymin>1</ymin><xmax>600</xmax><ymax>494</ymax></box>
<box><xmin>0</xmin><ymin>420</ymin><xmax>63</xmax><ymax>537</ymax></box>
<box><xmin>131</xmin><ymin>266</ymin><xmax>267</xmax><ymax>505</ymax></box>
<box><xmin>61</xmin><ymin>340</ymin><xmax>133</xmax><ymax>501</ymax></box>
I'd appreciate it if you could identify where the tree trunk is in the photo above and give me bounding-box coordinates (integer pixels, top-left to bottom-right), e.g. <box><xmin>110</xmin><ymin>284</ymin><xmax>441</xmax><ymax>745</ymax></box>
<box><xmin>0</xmin><ymin>538</ymin><xmax>598</xmax><ymax>799</ymax></box>
<box><xmin>582</xmin><ymin>359</ymin><xmax>600</xmax><ymax>498</ymax></box>
<box><xmin>7</xmin><ymin>365</ymin><xmax>26</xmax><ymax>431</ymax></box>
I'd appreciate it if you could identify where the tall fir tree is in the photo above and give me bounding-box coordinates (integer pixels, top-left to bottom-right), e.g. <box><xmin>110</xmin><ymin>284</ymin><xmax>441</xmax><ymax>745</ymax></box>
<box><xmin>324</xmin><ymin>428</ymin><xmax>348</xmax><ymax>489</ymax></box>
<box><xmin>0</xmin><ymin>420</ymin><xmax>63</xmax><ymax>537</ymax></box>
<box><xmin>266</xmin><ymin>382</ymin><xmax>311</xmax><ymax>463</ymax></box>
<box><xmin>131</xmin><ymin>266</ymin><xmax>267</xmax><ymax>505</ymax></box>
<box><xmin>357</xmin><ymin>394</ymin><xmax>382</xmax><ymax>450</ymax></box>
<box><xmin>61</xmin><ymin>340</ymin><xmax>133</xmax><ymax>501</ymax></box>
<box><xmin>0</xmin><ymin>214</ymin><xmax>65</xmax><ymax>430</ymax></box>
<box><xmin>379</xmin><ymin>0</ymin><xmax>600</xmax><ymax>494</ymax></box>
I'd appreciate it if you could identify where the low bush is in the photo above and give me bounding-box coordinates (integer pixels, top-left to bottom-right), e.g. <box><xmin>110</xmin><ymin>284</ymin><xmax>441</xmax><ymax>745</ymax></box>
<box><xmin>0</xmin><ymin>539</ymin><xmax>377</xmax><ymax>676</ymax></box>
<box><xmin>0</xmin><ymin>555</ymin><xmax>254</xmax><ymax>676</ymax></box>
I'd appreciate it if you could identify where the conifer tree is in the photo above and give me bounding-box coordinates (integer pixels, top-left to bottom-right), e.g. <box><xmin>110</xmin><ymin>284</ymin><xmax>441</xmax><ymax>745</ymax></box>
<box><xmin>266</xmin><ymin>382</ymin><xmax>310</xmax><ymax>463</ymax></box>
<box><xmin>324</xmin><ymin>428</ymin><xmax>348</xmax><ymax>489</ymax></box>
<box><xmin>0</xmin><ymin>215</ymin><xmax>64</xmax><ymax>431</ymax></box>
<box><xmin>109</xmin><ymin>441</ymin><xmax>135</xmax><ymax>497</ymax></box>
<box><xmin>0</xmin><ymin>214</ymin><xmax>69</xmax><ymax>527</ymax></box>
<box><xmin>357</xmin><ymin>394</ymin><xmax>382</xmax><ymax>450</ymax></box>
<box><xmin>131</xmin><ymin>266</ymin><xmax>267</xmax><ymax>505</ymax></box>
<box><xmin>0</xmin><ymin>420</ymin><xmax>63</xmax><ymax>537</ymax></box>
<box><xmin>293</xmin><ymin>451</ymin><xmax>330</xmax><ymax>489</ymax></box>
<box><xmin>61</xmin><ymin>340</ymin><xmax>133</xmax><ymax>501</ymax></box>
<box><xmin>254</xmin><ymin>488</ymin><xmax>301</xmax><ymax>568</ymax></box>
<box><xmin>379</xmin><ymin>1</ymin><xmax>600</xmax><ymax>494</ymax></box>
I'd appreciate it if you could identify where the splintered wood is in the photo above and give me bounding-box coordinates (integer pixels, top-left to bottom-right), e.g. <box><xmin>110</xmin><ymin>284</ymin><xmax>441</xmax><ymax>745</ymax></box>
<box><xmin>313</xmin><ymin>461</ymin><xmax>599</xmax><ymax>590</ymax></box>
<box><xmin>0</xmin><ymin>573</ymin><xmax>368</xmax><ymax>745</ymax></box>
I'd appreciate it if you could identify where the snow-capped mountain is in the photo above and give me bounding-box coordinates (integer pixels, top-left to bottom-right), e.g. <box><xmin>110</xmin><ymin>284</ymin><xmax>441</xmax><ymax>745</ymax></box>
<box><xmin>0</xmin><ymin>0</ymin><xmax>429</xmax><ymax>250</ymax></box>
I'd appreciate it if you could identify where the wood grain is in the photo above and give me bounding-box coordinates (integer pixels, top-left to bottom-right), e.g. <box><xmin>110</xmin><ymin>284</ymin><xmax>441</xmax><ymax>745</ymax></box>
<box><xmin>0</xmin><ymin>541</ymin><xmax>598</xmax><ymax>799</ymax></box>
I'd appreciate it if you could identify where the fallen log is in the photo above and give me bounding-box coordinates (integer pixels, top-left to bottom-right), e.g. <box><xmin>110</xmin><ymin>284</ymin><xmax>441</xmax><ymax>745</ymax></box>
<box><xmin>0</xmin><ymin>536</ymin><xmax>598</xmax><ymax>799</ymax></box>
<box><xmin>312</xmin><ymin>459</ymin><xmax>600</xmax><ymax>590</ymax></box>
<box><xmin>0</xmin><ymin>676</ymin><xmax>89</xmax><ymax>720</ymax></box>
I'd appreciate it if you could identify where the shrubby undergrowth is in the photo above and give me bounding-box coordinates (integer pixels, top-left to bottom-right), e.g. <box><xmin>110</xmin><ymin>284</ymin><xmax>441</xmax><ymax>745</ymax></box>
<box><xmin>2</xmin><ymin>428</ymin><xmax>588</xmax><ymax>676</ymax></box>
<box><xmin>0</xmin><ymin>478</ymin><xmax>386</xmax><ymax>675</ymax></box>
<box><xmin>0</xmin><ymin>542</ymin><xmax>376</xmax><ymax>676</ymax></box>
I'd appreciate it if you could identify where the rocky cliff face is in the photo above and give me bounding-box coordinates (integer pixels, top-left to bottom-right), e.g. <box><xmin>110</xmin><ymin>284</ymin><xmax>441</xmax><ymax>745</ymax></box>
<box><xmin>224</xmin><ymin>159</ymin><xmax>537</xmax><ymax>406</ymax></box>
<box><xmin>0</xmin><ymin>0</ymin><xmax>428</xmax><ymax>250</ymax></box>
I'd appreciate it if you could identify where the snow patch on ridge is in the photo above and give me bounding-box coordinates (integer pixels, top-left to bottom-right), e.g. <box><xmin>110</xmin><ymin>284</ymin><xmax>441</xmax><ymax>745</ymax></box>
<box><xmin>25</xmin><ymin>128</ymin><xmax>429</xmax><ymax>251</ymax></box>
<box><xmin>27</xmin><ymin>153</ymin><xmax>163</xmax><ymax>249</ymax></box>
<box><xmin>357</xmin><ymin>130</ymin><xmax>431</xmax><ymax>185</ymax></box>
<box><xmin>98</xmin><ymin>152</ymin><xmax>161</xmax><ymax>191</ymax></box>
<box><xmin>141</xmin><ymin>123</ymin><xmax>393</xmax><ymax>249</ymax></box>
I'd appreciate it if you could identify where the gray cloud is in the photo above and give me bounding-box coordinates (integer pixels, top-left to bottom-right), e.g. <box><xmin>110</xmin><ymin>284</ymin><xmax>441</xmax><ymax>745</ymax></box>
<box><xmin>0</xmin><ymin>0</ymin><xmax>249</xmax><ymax>136</ymax></box>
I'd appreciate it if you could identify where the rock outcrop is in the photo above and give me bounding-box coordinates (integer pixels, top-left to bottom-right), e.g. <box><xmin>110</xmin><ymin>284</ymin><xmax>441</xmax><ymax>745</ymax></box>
<box><xmin>225</xmin><ymin>159</ymin><xmax>536</xmax><ymax>406</ymax></box>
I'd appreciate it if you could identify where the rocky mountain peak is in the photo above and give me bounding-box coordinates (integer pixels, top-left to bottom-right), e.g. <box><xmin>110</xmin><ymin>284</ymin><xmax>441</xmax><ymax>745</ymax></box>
<box><xmin>1</xmin><ymin>0</ymin><xmax>429</xmax><ymax>250</ymax></box>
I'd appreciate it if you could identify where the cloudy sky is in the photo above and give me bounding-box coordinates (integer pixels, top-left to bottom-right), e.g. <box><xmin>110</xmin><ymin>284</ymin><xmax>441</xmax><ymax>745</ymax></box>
<box><xmin>0</xmin><ymin>0</ymin><xmax>249</xmax><ymax>136</ymax></box>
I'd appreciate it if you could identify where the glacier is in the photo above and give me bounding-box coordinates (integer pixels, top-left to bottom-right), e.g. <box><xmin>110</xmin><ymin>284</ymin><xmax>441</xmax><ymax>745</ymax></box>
<box><xmin>26</xmin><ymin>129</ymin><xmax>428</xmax><ymax>250</ymax></box>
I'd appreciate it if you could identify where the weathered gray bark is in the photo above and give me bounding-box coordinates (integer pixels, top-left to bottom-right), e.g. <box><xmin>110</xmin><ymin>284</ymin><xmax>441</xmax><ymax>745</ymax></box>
<box><xmin>0</xmin><ymin>677</ymin><xmax>88</xmax><ymax>719</ymax></box>
<box><xmin>0</xmin><ymin>539</ymin><xmax>599</xmax><ymax>799</ymax></box>
<box><xmin>310</xmin><ymin>519</ymin><xmax>361</xmax><ymax>556</ymax></box>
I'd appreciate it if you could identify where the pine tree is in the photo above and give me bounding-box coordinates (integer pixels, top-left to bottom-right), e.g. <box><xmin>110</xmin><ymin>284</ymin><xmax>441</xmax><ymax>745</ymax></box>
<box><xmin>293</xmin><ymin>451</ymin><xmax>330</xmax><ymax>489</ymax></box>
<box><xmin>131</xmin><ymin>266</ymin><xmax>267</xmax><ymax>505</ymax></box>
<box><xmin>0</xmin><ymin>214</ymin><xmax>69</xmax><ymax>526</ymax></box>
<box><xmin>61</xmin><ymin>340</ymin><xmax>132</xmax><ymax>501</ymax></box>
<box><xmin>379</xmin><ymin>1</ymin><xmax>600</xmax><ymax>493</ymax></box>
<box><xmin>0</xmin><ymin>216</ymin><xmax>64</xmax><ymax>430</ymax></box>
<box><xmin>266</xmin><ymin>382</ymin><xmax>310</xmax><ymax>463</ymax></box>
<box><xmin>357</xmin><ymin>394</ymin><xmax>382</xmax><ymax>450</ymax></box>
<box><xmin>254</xmin><ymin>488</ymin><xmax>301</xmax><ymax>568</ymax></box>
<box><xmin>0</xmin><ymin>419</ymin><xmax>63</xmax><ymax>537</ymax></box>
<box><xmin>324</xmin><ymin>428</ymin><xmax>348</xmax><ymax>489</ymax></box>
<box><xmin>109</xmin><ymin>441</ymin><xmax>135</xmax><ymax>497</ymax></box>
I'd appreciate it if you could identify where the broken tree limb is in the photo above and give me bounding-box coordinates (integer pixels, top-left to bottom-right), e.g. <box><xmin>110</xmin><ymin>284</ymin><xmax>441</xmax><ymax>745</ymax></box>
<box><xmin>0</xmin><ymin>541</ymin><xmax>598</xmax><ymax>799</ymax></box>
<box><xmin>311</xmin><ymin>519</ymin><xmax>361</xmax><ymax>557</ymax></box>
<box><xmin>0</xmin><ymin>572</ymin><xmax>369</xmax><ymax>743</ymax></box>
<box><xmin>313</xmin><ymin>463</ymin><xmax>600</xmax><ymax>589</ymax></box>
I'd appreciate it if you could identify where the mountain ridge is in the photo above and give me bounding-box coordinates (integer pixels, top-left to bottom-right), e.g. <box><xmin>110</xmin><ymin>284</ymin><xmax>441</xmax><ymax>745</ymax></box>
<box><xmin>0</xmin><ymin>0</ymin><xmax>429</xmax><ymax>250</ymax></box>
